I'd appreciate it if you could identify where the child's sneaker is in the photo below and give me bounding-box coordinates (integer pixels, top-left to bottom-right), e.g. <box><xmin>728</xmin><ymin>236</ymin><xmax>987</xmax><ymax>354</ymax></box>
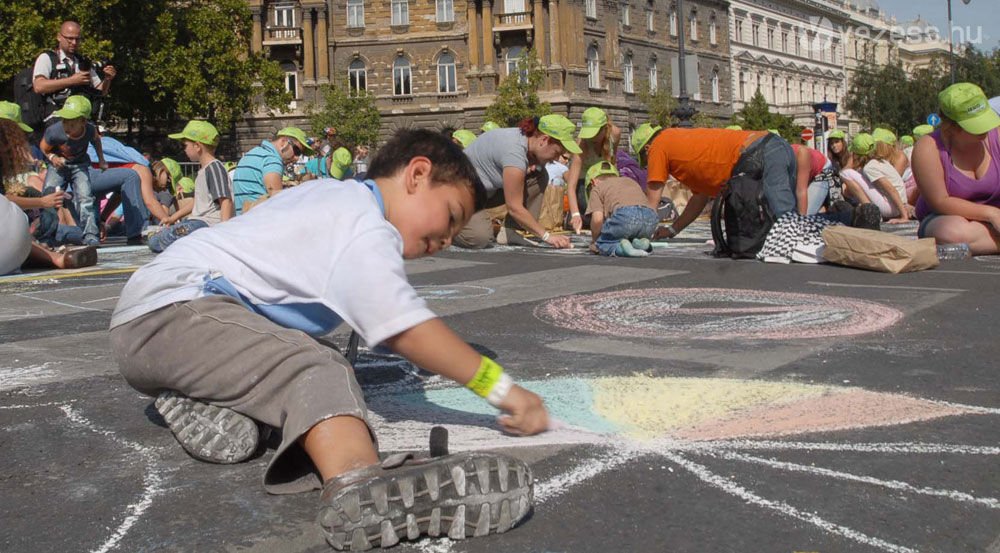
<box><xmin>851</xmin><ymin>203</ymin><xmax>882</xmax><ymax>231</ymax></box>
<box><xmin>154</xmin><ymin>390</ymin><xmax>259</xmax><ymax>464</ymax></box>
<box><xmin>614</xmin><ymin>238</ymin><xmax>649</xmax><ymax>257</ymax></box>
<box><xmin>631</xmin><ymin>238</ymin><xmax>652</xmax><ymax>252</ymax></box>
<box><xmin>318</xmin><ymin>449</ymin><xmax>533</xmax><ymax>551</ymax></box>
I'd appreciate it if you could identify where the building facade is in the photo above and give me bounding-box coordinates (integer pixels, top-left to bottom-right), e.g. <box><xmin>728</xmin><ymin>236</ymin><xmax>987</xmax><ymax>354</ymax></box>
<box><xmin>242</xmin><ymin>0</ymin><xmax>734</xmax><ymax>149</ymax></box>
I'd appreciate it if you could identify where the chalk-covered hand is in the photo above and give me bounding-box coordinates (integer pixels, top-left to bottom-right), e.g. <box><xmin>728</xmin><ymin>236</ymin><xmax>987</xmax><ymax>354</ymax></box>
<box><xmin>496</xmin><ymin>385</ymin><xmax>549</xmax><ymax>436</ymax></box>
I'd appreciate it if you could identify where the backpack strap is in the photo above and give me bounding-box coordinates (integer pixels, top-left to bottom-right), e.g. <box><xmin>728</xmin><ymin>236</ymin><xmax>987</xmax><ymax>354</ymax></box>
<box><xmin>710</xmin><ymin>188</ymin><xmax>729</xmax><ymax>257</ymax></box>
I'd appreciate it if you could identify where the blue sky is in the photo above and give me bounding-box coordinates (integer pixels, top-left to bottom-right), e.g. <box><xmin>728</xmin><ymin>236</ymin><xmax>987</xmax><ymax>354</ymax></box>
<box><xmin>875</xmin><ymin>0</ymin><xmax>999</xmax><ymax>49</ymax></box>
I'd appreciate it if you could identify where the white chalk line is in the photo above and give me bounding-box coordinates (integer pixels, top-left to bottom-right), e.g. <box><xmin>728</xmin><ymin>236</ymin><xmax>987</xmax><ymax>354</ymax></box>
<box><xmin>924</xmin><ymin>398</ymin><xmax>1000</xmax><ymax>416</ymax></box>
<box><xmin>80</xmin><ymin>295</ymin><xmax>120</xmax><ymax>304</ymax></box>
<box><xmin>13</xmin><ymin>293</ymin><xmax>106</xmax><ymax>312</ymax></box>
<box><xmin>693</xmin><ymin>440</ymin><xmax>1000</xmax><ymax>455</ymax></box>
<box><xmin>0</xmin><ymin>399</ymin><xmax>76</xmax><ymax>410</ymax></box>
<box><xmin>713</xmin><ymin>450</ymin><xmax>1000</xmax><ymax>509</ymax></box>
<box><xmin>19</xmin><ymin>282</ymin><xmax>122</xmax><ymax>294</ymax></box>
<box><xmin>662</xmin><ymin>451</ymin><xmax>920</xmax><ymax>553</ymax></box>
<box><xmin>60</xmin><ymin>404</ymin><xmax>166</xmax><ymax>553</ymax></box>
<box><xmin>535</xmin><ymin>447</ymin><xmax>644</xmax><ymax>504</ymax></box>
<box><xmin>807</xmin><ymin>281</ymin><xmax>968</xmax><ymax>292</ymax></box>
<box><xmin>0</xmin><ymin>362</ymin><xmax>62</xmax><ymax>391</ymax></box>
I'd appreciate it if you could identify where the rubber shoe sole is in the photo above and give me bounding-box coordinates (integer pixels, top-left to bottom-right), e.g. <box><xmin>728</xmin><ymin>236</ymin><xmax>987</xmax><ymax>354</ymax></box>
<box><xmin>318</xmin><ymin>452</ymin><xmax>533</xmax><ymax>551</ymax></box>
<box><xmin>851</xmin><ymin>203</ymin><xmax>882</xmax><ymax>231</ymax></box>
<box><xmin>154</xmin><ymin>391</ymin><xmax>259</xmax><ymax>464</ymax></box>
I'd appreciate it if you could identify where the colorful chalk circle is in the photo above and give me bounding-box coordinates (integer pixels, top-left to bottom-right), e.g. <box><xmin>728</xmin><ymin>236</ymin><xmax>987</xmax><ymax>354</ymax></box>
<box><xmin>534</xmin><ymin>288</ymin><xmax>903</xmax><ymax>340</ymax></box>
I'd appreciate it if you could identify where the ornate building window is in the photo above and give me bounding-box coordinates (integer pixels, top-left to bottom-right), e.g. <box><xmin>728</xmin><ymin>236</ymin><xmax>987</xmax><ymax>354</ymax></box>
<box><xmin>767</xmin><ymin>27</ymin><xmax>774</xmax><ymax>49</ymax></box>
<box><xmin>621</xmin><ymin>2</ymin><xmax>630</xmax><ymax>27</ymax></box>
<box><xmin>646</xmin><ymin>1</ymin><xmax>654</xmax><ymax>32</ymax></box>
<box><xmin>436</xmin><ymin>0</ymin><xmax>454</xmax><ymax>22</ymax></box>
<box><xmin>669</xmin><ymin>8</ymin><xmax>677</xmax><ymax>36</ymax></box>
<box><xmin>781</xmin><ymin>31</ymin><xmax>788</xmax><ymax>53</ymax></box>
<box><xmin>273</xmin><ymin>3</ymin><xmax>295</xmax><ymax>27</ymax></box>
<box><xmin>735</xmin><ymin>19</ymin><xmax>743</xmax><ymax>43</ymax></box>
<box><xmin>623</xmin><ymin>54</ymin><xmax>634</xmax><ymax>93</ymax></box>
<box><xmin>690</xmin><ymin>10</ymin><xmax>698</xmax><ymax>41</ymax></box>
<box><xmin>506</xmin><ymin>46</ymin><xmax>528</xmax><ymax>82</ymax></box>
<box><xmin>738</xmin><ymin>71</ymin><xmax>746</xmax><ymax>101</ymax></box>
<box><xmin>391</xmin><ymin>0</ymin><xmax>409</xmax><ymax>26</ymax></box>
<box><xmin>348</xmin><ymin>59</ymin><xmax>367</xmax><ymax>93</ymax></box>
<box><xmin>347</xmin><ymin>0</ymin><xmax>364</xmax><ymax>28</ymax></box>
<box><xmin>648</xmin><ymin>60</ymin><xmax>658</xmax><ymax>93</ymax></box>
<box><xmin>752</xmin><ymin>23</ymin><xmax>759</xmax><ymax>46</ymax></box>
<box><xmin>437</xmin><ymin>51</ymin><xmax>457</xmax><ymax>93</ymax></box>
<box><xmin>711</xmin><ymin>68</ymin><xmax>720</xmax><ymax>102</ymax></box>
<box><xmin>587</xmin><ymin>45</ymin><xmax>601</xmax><ymax>89</ymax></box>
<box><xmin>709</xmin><ymin>15</ymin><xmax>717</xmax><ymax>45</ymax></box>
<box><xmin>585</xmin><ymin>0</ymin><xmax>597</xmax><ymax>19</ymax></box>
<box><xmin>393</xmin><ymin>56</ymin><xmax>412</xmax><ymax>95</ymax></box>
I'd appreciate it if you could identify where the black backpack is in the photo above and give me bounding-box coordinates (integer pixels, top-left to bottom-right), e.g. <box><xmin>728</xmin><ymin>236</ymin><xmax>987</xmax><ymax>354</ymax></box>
<box><xmin>13</xmin><ymin>51</ymin><xmax>59</xmax><ymax>131</ymax></box>
<box><xmin>710</xmin><ymin>170</ymin><xmax>776</xmax><ymax>259</ymax></box>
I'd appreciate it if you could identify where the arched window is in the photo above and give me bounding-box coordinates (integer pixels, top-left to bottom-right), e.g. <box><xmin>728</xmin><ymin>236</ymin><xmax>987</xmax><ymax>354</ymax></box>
<box><xmin>348</xmin><ymin>58</ymin><xmax>366</xmax><ymax>93</ymax></box>
<box><xmin>623</xmin><ymin>54</ymin><xmax>634</xmax><ymax>94</ymax></box>
<box><xmin>437</xmin><ymin>51</ymin><xmax>457</xmax><ymax>93</ymax></box>
<box><xmin>711</xmin><ymin>68</ymin><xmax>720</xmax><ymax>102</ymax></box>
<box><xmin>393</xmin><ymin>56</ymin><xmax>412</xmax><ymax>96</ymax></box>
<box><xmin>587</xmin><ymin>45</ymin><xmax>600</xmax><ymax>89</ymax></box>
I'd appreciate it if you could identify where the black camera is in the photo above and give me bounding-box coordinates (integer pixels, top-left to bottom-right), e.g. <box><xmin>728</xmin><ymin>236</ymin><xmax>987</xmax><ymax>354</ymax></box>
<box><xmin>77</xmin><ymin>58</ymin><xmax>92</xmax><ymax>71</ymax></box>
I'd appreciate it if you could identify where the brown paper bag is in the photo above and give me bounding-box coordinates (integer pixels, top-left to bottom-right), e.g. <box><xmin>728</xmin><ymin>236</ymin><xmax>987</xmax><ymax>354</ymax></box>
<box><xmin>821</xmin><ymin>226</ymin><xmax>939</xmax><ymax>273</ymax></box>
<box><xmin>538</xmin><ymin>185</ymin><xmax>566</xmax><ymax>231</ymax></box>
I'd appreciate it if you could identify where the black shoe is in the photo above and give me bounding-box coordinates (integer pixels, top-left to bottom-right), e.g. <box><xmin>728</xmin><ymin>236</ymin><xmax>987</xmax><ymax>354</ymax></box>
<box><xmin>851</xmin><ymin>203</ymin><xmax>882</xmax><ymax>231</ymax></box>
<box><xmin>126</xmin><ymin>236</ymin><xmax>145</xmax><ymax>246</ymax></box>
<box><xmin>154</xmin><ymin>390</ymin><xmax>259</xmax><ymax>464</ymax></box>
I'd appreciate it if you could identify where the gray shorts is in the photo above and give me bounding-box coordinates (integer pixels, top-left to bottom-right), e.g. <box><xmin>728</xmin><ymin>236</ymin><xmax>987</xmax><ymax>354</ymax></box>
<box><xmin>110</xmin><ymin>295</ymin><xmax>372</xmax><ymax>495</ymax></box>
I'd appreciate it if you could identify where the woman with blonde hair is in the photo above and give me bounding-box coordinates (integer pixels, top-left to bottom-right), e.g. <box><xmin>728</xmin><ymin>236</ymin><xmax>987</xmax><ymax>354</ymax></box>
<box><xmin>563</xmin><ymin>107</ymin><xmax>622</xmax><ymax>233</ymax></box>
<box><xmin>863</xmin><ymin>129</ymin><xmax>912</xmax><ymax>223</ymax></box>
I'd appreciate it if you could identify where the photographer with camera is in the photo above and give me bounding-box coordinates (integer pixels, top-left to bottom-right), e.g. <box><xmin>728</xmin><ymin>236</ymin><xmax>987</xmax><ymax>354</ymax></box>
<box><xmin>31</xmin><ymin>20</ymin><xmax>116</xmax><ymax>127</ymax></box>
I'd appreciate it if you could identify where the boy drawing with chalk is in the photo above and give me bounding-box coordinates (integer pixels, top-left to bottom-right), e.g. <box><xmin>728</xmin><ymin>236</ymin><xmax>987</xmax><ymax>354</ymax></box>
<box><xmin>109</xmin><ymin>129</ymin><xmax>549</xmax><ymax>551</ymax></box>
<box><xmin>585</xmin><ymin>161</ymin><xmax>660</xmax><ymax>257</ymax></box>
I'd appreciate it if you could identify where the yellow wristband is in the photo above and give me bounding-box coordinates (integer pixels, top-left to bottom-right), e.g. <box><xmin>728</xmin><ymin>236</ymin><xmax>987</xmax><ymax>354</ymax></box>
<box><xmin>466</xmin><ymin>356</ymin><xmax>504</xmax><ymax>398</ymax></box>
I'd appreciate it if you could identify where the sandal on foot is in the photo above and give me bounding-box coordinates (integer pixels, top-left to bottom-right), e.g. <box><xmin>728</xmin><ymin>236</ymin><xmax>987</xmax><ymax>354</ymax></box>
<box><xmin>154</xmin><ymin>390</ymin><xmax>259</xmax><ymax>464</ymax></box>
<box><xmin>318</xmin><ymin>433</ymin><xmax>533</xmax><ymax>551</ymax></box>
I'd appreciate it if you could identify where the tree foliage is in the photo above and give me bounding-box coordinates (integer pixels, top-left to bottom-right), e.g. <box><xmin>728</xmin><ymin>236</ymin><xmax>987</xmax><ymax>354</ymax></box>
<box><xmin>637</xmin><ymin>78</ymin><xmax>677</xmax><ymax>128</ymax></box>
<box><xmin>307</xmin><ymin>81</ymin><xmax>381</xmax><ymax>149</ymax></box>
<box><xmin>732</xmin><ymin>89</ymin><xmax>801</xmax><ymax>140</ymax></box>
<box><xmin>485</xmin><ymin>49</ymin><xmax>551</xmax><ymax>125</ymax></box>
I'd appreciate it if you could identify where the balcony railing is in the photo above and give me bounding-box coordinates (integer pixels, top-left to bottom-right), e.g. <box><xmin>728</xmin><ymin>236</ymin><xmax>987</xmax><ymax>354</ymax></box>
<box><xmin>495</xmin><ymin>11</ymin><xmax>532</xmax><ymax>31</ymax></box>
<box><xmin>263</xmin><ymin>26</ymin><xmax>302</xmax><ymax>45</ymax></box>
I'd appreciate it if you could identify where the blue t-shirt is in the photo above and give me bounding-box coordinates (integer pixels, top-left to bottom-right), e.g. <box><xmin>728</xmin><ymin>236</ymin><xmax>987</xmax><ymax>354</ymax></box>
<box><xmin>302</xmin><ymin>156</ymin><xmax>329</xmax><ymax>178</ymax></box>
<box><xmin>43</xmin><ymin>120</ymin><xmax>99</xmax><ymax>165</ymax></box>
<box><xmin>232</xmin><ymin>140</ymin><xmax>285</xmax><ymax>214</ymax></box>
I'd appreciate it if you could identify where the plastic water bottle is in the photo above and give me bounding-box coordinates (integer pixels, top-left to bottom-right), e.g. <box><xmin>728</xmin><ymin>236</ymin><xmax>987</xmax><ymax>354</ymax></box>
<box><xmin>936</xmin><ymin>243</ymin><xmax>972</xmax><ymax>261</ymax></box>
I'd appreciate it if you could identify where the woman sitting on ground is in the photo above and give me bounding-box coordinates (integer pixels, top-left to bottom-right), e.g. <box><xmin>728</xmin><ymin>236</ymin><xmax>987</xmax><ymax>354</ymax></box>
<box><xmin>862</xmin><ymin>130</ymin><xmax>913</xmax><ymax>223</ymax></box>
<box><xmin>913</xmin><ymin>82</ymin><xmax>1000</xmax><ymax>256</ymax></box>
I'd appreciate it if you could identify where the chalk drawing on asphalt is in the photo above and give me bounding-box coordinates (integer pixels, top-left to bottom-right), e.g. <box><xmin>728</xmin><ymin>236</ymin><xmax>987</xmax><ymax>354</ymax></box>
<box><xmin>415</xmin><ymin>284</ymin><xmax>496</xmax><ymax>300</ymax></box>
<box><xmin>534</xmin><ymin>288</ymin><xmax>904</xmax><ymax>340</ymax></box>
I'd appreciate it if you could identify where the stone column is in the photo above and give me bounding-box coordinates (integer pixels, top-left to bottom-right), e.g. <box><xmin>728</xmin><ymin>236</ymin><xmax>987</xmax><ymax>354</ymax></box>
<box><xmin>549</xmin><ymin>0</ymin><xmax>561</xmax><ymax>66</ymax></box>
<box><xmin>316</xmin><ymin>5</ymin><xmax>329</xmax><ymax>83</ymax></box>
<box><xmin>468</xmin><ymin>1</ymin><xmax>480</xmax><ymax>69</ymax></box>
<box><xmin>482</xmin><ymin>0</ymin><xmax>495</xmax><ymax>70</ymax></box>
<box><xmin>302</xmin><ymin>8</ymin><xmax>316</xmax><ymax>84</ymax></box>
<box><xmin>533</xmin><ymin>0</ymin><xmax>545</xmax><ymax>63</ymax></box>
<box><xmin>251</xmin><ymin>7</ymin><xmax>263</xmax><ymax>54</ymax></box>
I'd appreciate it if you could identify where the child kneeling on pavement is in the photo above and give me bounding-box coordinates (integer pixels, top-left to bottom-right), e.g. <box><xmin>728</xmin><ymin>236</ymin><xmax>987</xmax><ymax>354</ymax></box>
<box><xmin>109</xmin><ymin>129</ymin><xmax>550</xmax><ymax>551</ymax></box>
<box><xmin>586</xmin><ymin>161</ymin><xmax>659</xmax><ymax>257</ymax></box>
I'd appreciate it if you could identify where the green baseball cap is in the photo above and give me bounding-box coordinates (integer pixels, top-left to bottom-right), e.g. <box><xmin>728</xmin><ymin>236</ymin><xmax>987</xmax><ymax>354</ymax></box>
<box><xmin>900</xmin><ymin>135</ymin><xmax>914</xmax><ymax>147</ymax></box>
<box><xmin>481</xmin><ymin>121</ymin><xmax>500</xmax><ymax>132</ymax></box>
<box><xmin>579</xmin><ymin>107</ymin><xmax>609</xmax><ymax>140</ymax></box>
<box><xmin>828</xmin><ymin>129</ymin><xmax>846</xmax><ymax>140</ymax></box>
<box><xmin>939</xmin><ymin>82</ymin><xmax>1000</xmax><ymax>135</ymax></box>
<box><xmin>912</xmin><ymin>124</ymin><xmax>935</xmax><ymax>139</ymax></box>
<box><xmin>160</xmin><ymin>157</ymin><xmax>182</xmax><ymax>183</ymax></box>
<box><xmin>0</xmin><ymin>101</ymin><xmax>33</xmax><ymax>132</ymax></box>
<box><xmin>224</xmin><ymin>161</ymin><xmax>237</xmax><ymax>172</ymax></box>
<box><xmin>169</xmin><ymin>120</ymin><xmax>220</xmax><ymax>146</ymax></box>
<box><xmin>768</xmin><ymin>129</ymin><xmax>780</xmax><ymax>135</ymax></box>
<box><xmin>177</xmin><ymin>176</ymin><xmax>196</xmax><ymax>194</ymax></box>
<box><xmin>538</xmin><ymin>114</ymin><xmax>583</xmax><ymax>154</ymax></box>
<box><xmin>276</xmin><ymin>127</ymin><xmax>316</xmax><ymax>155</ymax></box>
<box><xmin>329</xmin><ymin>147</ymin><xmax>354</xmax><ymax>179</ymax></box>
<box><xmin>872</xmin><ymin>127</ymin><xmax>897</xmax><ymax>144</ymax></box>
<box><xmin>584</xmin><ymin>160</ymin><xmax>619</xmax><ymax>188</ymax></box>
<box><xmin>725</xmin><ymin>124</ymin><xmax>742</xmax><ymax>131</ymax></box>
<box><xmin>630</xmin><ymin>123</ymin><xmax>662</xmax><ymax>157</ymax></box>
<box><xmin>452</xmin><ymin>129</ymin><xmax>477</xmax><ymax>149</ymax></box>
<box><xmin>850</xmin><ymin>133</ymin><xmax>875</xmax><ymax>155</ymax></box>
<box><xmin>52</xmin><ymin>94</ymin><xmax>92</xmax><ymax>120</ymax></box>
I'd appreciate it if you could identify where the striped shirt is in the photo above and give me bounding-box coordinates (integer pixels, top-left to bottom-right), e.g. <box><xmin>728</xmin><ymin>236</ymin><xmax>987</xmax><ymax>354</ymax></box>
<box><xmin>232</xmin><ymin>140</ymin><xmax>285</xmax><ymax>213</ymax></box>
<box><xmin>190</xmin><ymin>160</ymin><xmax>232</xmax><ymax>225</ymax></box>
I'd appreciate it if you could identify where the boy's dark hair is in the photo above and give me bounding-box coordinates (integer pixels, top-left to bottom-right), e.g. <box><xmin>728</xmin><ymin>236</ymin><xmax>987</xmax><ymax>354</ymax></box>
<box><xmin>367</xmin><ymin>129</ymin><xmax>486</xmax><ymax>211</ymax></box>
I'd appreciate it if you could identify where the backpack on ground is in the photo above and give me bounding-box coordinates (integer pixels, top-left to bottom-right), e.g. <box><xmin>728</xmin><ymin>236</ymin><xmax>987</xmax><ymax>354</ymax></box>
<box><xmin>711</xmin><ymin>172</ymin><xmax>776</xmax><ymax>259</ymax></box>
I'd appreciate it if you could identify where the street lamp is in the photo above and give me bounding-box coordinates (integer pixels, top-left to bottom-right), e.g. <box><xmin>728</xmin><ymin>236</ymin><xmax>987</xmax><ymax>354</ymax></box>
<box><xmin>671</xmin><ymin>0</ymin><xmax>697</xmax><ymax>127</ymax></box>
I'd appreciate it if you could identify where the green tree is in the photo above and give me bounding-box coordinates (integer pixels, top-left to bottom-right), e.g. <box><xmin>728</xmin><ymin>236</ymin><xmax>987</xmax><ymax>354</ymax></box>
<box><xmin>637</xmin><ymin>78</ymin><xmax>676</xmax><ymax>127</ymax></box>
<box><xmin>952</xmin><ymin>46</ymin><xmax>1000</xmax><ymax>97</ymax></box>
<box><xmin>732</xmin><ymin>89</ymin><xmax>801</xmax><ymax>140</ymax></box>
<box><xmin>485</xmin><ymin>48</ymin><xmax>551</xmax><ymax>125</ymax></box>
<box><xmin>307</xmin><ymin>81</ymin><xmax>381</xmax><ymax>149</ymax></box>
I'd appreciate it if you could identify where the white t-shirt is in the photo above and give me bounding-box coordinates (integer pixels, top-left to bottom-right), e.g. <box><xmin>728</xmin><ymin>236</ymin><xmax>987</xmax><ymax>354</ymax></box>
<box><xmin>33</xmin><ymin>49</ymin><xmax>103</xmax><ymax>88</ymax></box>
<box><xmin>863</xmin><ymin>159</ymin><xmax>907</xmax><ymax>205</ymax></box>
<box><xmin>545</xmin><ymin>161</ymin><xmax>569</xmax><ymax>186</ymax></box>
<box><xmin>110</xmin><ymin>179</ymin><xmax>436</xmax><ymax>347</ymax></box>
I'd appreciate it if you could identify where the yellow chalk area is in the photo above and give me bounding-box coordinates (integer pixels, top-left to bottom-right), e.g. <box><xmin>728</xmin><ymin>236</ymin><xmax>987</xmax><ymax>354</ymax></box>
<box><xmin>0</xmin><ymin>267</ymin><xmax>138</xmax><ymax>284</ymax></box>
<box><xmin>591</xmin><ymin>375</ymin><xmax>834</xmax><ymax>441</ymax></box>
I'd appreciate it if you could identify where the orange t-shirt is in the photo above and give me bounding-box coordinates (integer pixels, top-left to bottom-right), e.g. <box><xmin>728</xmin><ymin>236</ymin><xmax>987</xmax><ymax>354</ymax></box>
<box><xmin>646</xmin><ymin>129</ymin><xmax>767</xmax><ymax>196</ymax></box>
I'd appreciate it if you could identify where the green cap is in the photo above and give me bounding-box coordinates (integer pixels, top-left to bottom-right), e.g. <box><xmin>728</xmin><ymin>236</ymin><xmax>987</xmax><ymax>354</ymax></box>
<box><xmin>276</xmin><ymin>127</ymin><xmax>316</xmax><ymax>155</ymax></box>
<box><xmin>872</xmin><ymin>127</ymin><xmax>897</xmax><ymax>145</ymax></box>
<box><xmin>725</xmin><ymin>124</ymin><xmax>742</xmax><ymax>131</ymax></box>
<box><xmin>52</xmin><ymin>95</ymin><xmax>92</xmax><ymax>120</ymax></box>
<box><xmin>630</xmin><ymin>123</ymin><xmax>662</xmax><ymax>157</ymax></box>
<box><xmin>0</xmin><ymin>101</ymin><xmax>33</xmax><ymax>132</ymax></box>
<box><xmin>912</xmin><ymin>124</ymin><xmax>935</xmax><ymax>139</ymax></box>
<box><xmin>452</xmin><ymin>129</ymin><xmax>477</xmax><ymax>149</ymax></box>
<box><xmin>768</xmin><ymin>129</ymin><xmax>780</xmax><ymax>135</ymax></box>
<box><xmin>850</xmin><ymin>133</ymin><xmax>875</xmax><ymax>155</ymax></box>
<box><xmin>224</xmin><ymin>161</ymin><xmax>237</xmax><ymax>172</ymax></box>
<box><xmin>177</xmin><ymin>176</ymin><xmax>196</xmax><ymax>194</ymax></box>
<box><xmin>579</xmin><ymin>107</ymin><xmax>609</xmax><ymax>140</ymax></box>
<box><xmin>939</xmin><ymin>82</ymin><xmax>1000</xmax><ymax>135</ymax></box>
<box><xmin>900</xmin><ymin>135</ymin><xmax>914</xmax><ymax>147</ymax></box>
<box><xmin>168</xmin><ymin>120</ymin><xmax>220</xmax><ymax>146</ymax></box>
<box><xmin>538</xmin><ymin>114</ymin><xmax>583</xmax><ymax>154</ymax></box>
<box><xmin>481</xmin><ymin>121</ymin><xmax>500</xmax><ymax>132</ymax></box>
<box><xmin>828</xmin><ymin>129</ymin><xmax>846</xmax><ymax>140</ymax></box>
<box><xmin>329</xmin><ymin>147</ymin><xmax>354</xmax><ymax>179</ymax></box>
<box><xmin>584</xmin><ymin>161</ymin><xmax>619</xmax><ymax>188</ymax></box>
<box><xmin>160</xmin><ymin>158</ymin><xmax>182</xmax><ymax>184</ymax></box>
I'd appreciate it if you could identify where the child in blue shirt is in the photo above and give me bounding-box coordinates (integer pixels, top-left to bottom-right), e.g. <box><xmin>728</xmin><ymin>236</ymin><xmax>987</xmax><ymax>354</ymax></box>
<box><xmin>40</xmin><ymin>95</ymin><xmax>106</xmax><ymax>246</ymax></box>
